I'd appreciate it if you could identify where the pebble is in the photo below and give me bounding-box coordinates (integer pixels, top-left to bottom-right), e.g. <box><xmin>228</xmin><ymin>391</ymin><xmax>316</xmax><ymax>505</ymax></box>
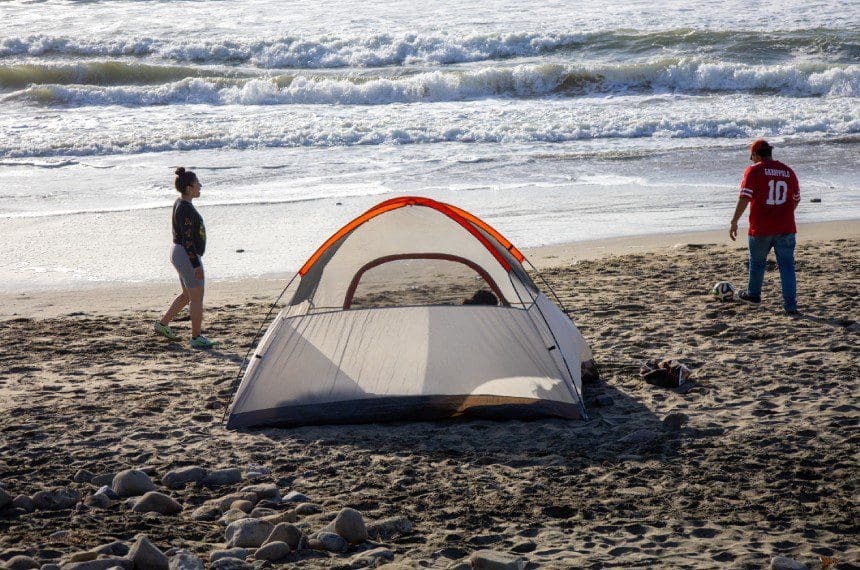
<box><xmin>94</xmin><ymin>486</ymin><xmax>119</xmax><ymax>500</ymax></box>
<box><xmin>239</xmin><ymin>484</ymin><xmax>280</xmax><ymax>502</ymax></box>
<box><xmin>663</xmin><ymin>412</ymin><xmax>690</xmax><ymax>431</ymax></box>
<box><xmin>230</xmin><ymin>500</ymin><xmax>253</xmax><ymax>513</ymax></box>
<box><xmin>366</xmin><ymin>516</ymin><xmax>413</xmax><ymax>540</ymax></box>
<box><xmin>771</xmin><ymin>557</ymin><xmax>809</xmax><ymax>570</ymax></box>
<box><xmin>127</xmin><ymin>535</ymin><xmax>168</xmax><ymax>570</ymax></box>
<box><xmin>333</xmin><ymin>507</ymin><xmax>368</xmax><ymax>544</ymax></box>
<box><xmin>41</xmin><ymin>565</ymin><xmax>61</xmax><ymax>570</ymax></box>
<box><xmin>72</xmin><ymin>470</ymin><xmax>94</xmax><ymax>484</ymax></box>
<box><xmin>248</xmin><ymin>507</ymin><xmax>277</xmax><ymax>519</ymax></box>
<box><xmin>0</xmin><ymin>488</ymin><xmax>11</xmax><ymax>510</ymax></box>
<box><xmin>264</xmin><ymin>523</ymin><xmax>302</xmax><ymax>549</ymax></box>
<box><xmin>12</xmin><ymin>495</ymin><xmax>34</xmax><ymax>513</ymax></box>
<box><xmin>89</xmin><ymin>473</ymin><xmax>116</xmax><ymax>487</ymax></box>
<box><xmin>32</xmin><ymin>490</ymin><xmax>80</xmax><ymax>511</ymax></box>
<box><xmin>209</xmin><ymin>559</ymin><xmax>250</xmax><ymax>570</ymax></box>
<box><xmin>83</xmin><ymin>494</ymin><xmax>111</xmax><ymax>509</ymax></box>
<box><xmin>252</xmin><ymin>541</ymin><xmax>290</xmax><ymax>562</ymax></box>
<box><xmin>208</xmin><ymin>549</ymin><xmax>248</xmax><ymax>563</ymax></box>
<box><xmin>203</xmin><ymin>469</ymin><xmax>242</xmax><ymax>487</ymax></box>
<box><xmin>59</xmin><ymin>558</ymin><xmax>131</xmax><ymax>570</ymax></box>
<box><xmin>225</xmin><ymin>519</ymin><xmax>274</xmax><ymax>548</ymax></box>
<box><xmin>4</xmin><ymin>555</ymin><xmax>39</xmax><ymax>569</ymax></box>
<box><xmin>293</xmin><ymin>502</ymin><xmax>321</xmax><ymax>515</ymax></box>
<box><xmin>281</xmin><ymin>491</ymin><xmax>310</xmax><ymax>503</ymax></box>
<box><xmin>190</xmin><ymin>504</ymin><xmax>221</xmax><ymax>521</ymax></box>
<box><xmin>219</xmin><ymin>509</ymin><xmax>251</xmax><ymax>525</ymax></box>
<box><xmin>217</xmin><ymin>493</ymin><xmax>257</xmax><ymax>512</ymax></box>
<box><xmin>67</xmin><ymin>553</ymin><xmax>98</xmax><ymax>563</ymax></box>
<box><xmin>351</xmin><ymin>547</ymin><xmax>394</xmax><ymax>565</ymax></box>
<box><xmin>90</xmin><ymin>542</ymin><xmax>128</xmax><ymax>557</ymax></box>
<box><xmin>308</xmin><ymin>532</ymin><xmax>347</xmax><ymax>553</ymax></box>
<box><xmin>161</xmin><ymin>467</ymin><xmax>208</xmax><ymax>490</ymax></box>
<box><xmin>470</xmin><ymin>550</ymin><xmax>525</xmax><ymax>570</ymax></box>
<box><xmin>131</xmin><ymin>492</ymin><xmax>182</xmax><ymax>515</ymax></box>
<box><xmin>261</xmin><ymin>511</ymin><xmax>298</xmax><ymax>525</ymax></box>
<box><xmin>168</xmin><ymin>550</ymin><xmax>204</xmax><ymax>570</ymax></box>
<box><xmin>112</xmin><ymin>470</ymin><xmax>156</xmax><ymax>498</ymax></box>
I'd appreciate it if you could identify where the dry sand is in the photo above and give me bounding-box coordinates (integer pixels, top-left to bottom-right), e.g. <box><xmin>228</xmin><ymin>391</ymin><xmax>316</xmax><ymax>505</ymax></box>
<box><xmin>0</xmin><ymin>222</ymin><xmax>857</xmax><ymax>569</ymax></box>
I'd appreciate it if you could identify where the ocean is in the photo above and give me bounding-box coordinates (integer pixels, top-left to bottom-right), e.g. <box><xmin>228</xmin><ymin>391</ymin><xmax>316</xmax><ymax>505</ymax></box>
<box><xmin>0</xmin><ymin>0</ymin><xmax>858</xmax><ymax>291</ymax></box>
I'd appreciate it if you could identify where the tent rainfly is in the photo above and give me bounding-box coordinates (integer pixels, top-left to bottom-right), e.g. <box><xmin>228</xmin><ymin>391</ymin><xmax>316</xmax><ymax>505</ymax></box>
<box><xmin>226</xmin><ymin>197</ymin><xmax>595</xmax><ymax>428</ymax></box>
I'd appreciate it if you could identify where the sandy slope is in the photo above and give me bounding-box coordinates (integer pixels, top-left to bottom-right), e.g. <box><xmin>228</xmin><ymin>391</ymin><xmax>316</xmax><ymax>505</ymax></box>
<box><xmin>0</xmin><ymin>233</ymin><xmax>857</xmax><ymax>569</ymax></box>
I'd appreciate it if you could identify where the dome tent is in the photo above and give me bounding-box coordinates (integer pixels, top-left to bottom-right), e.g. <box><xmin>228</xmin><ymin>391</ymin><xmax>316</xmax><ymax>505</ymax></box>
<box><xmin>226</xmin><ymin>197</ymin><xmax>594</xmax><ymax>428</ymax></box>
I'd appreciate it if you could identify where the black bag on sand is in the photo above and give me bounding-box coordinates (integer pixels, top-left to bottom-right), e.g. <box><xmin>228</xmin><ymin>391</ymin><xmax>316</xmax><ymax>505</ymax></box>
<box><xmin>639</xmin><ymin>359</ymin><xmax>695</xmax><ymax>391</ymax></box>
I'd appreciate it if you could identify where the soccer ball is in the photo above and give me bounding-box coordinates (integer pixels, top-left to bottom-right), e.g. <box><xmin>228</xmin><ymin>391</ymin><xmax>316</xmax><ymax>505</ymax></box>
<box><xmin>711</xmin><ymin>281</ymin><xmax>735</xmax><ymax>301</ymax></box>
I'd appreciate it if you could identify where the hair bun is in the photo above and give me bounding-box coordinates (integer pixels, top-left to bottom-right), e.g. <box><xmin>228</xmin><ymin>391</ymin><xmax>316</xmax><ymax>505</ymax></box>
<box><xmin>175</xmin><ymin>167</ymin><xmax>186</xmax><ymax>176</ymax></box>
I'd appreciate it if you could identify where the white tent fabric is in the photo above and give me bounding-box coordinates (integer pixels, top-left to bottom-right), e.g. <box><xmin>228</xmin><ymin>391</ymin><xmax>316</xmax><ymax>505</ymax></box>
<box><xmin>227</xmin><ymin>197</ymin><xmax>592</xmax><ymax>428</ymax></box>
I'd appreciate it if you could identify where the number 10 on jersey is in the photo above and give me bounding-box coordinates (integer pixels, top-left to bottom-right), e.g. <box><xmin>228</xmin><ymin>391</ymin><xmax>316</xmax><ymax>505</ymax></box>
<box><xmin>767</xmin><ymin>180</ymin><xmax>788</xmax><ymax>205</ymax></box>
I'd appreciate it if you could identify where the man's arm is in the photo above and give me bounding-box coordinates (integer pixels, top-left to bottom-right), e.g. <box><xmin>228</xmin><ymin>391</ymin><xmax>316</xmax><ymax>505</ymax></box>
<box><xmin>729</xmin><ymin>197</ymin><xmax>750</xmax><ymax>241</ymax></box>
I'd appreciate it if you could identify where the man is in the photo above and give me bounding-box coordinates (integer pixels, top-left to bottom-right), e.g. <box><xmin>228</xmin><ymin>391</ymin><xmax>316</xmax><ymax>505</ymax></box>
<box><xmin>729</xmin><ymin>139</ymin><xmax>800</xmax><ymax>315</ymax></box>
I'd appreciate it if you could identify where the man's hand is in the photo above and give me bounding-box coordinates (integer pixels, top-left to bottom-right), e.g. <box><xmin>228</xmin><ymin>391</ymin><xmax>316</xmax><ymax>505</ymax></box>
<box><xmin>195</xmin><ymin>267</ymin><xmax>204</xmax><ymax>280</ymax></box>
<box><xmin>729</xmin><ymin>221</ymin><xmax>738</xmax><ymax>241</ymax></box>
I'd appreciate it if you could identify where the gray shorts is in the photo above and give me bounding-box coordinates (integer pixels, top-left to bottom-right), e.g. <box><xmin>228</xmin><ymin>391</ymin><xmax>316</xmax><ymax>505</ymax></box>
<box><xmin>171</xmin><ymin>244</ymin><xmax>204</xmax><ymax>289</ymax></box>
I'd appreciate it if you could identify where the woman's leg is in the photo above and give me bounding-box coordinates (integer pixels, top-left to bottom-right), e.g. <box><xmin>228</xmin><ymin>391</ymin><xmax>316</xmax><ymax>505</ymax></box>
<box><xmin>188</xmin><ymin>285</ymin><xmax>204</xmax><ymax>337</ymax></box>
<box><xmin>160</xmin><ymin>286</ymin><xmax>189</xmax><ymax>326</ymax></box>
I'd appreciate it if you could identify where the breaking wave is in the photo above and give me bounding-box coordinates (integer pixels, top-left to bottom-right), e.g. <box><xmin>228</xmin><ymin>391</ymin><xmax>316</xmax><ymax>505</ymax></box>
<box><xmin>0</xmin><ymin>61</ymin><xmax>238</xmax><ymax>89</ymax></box>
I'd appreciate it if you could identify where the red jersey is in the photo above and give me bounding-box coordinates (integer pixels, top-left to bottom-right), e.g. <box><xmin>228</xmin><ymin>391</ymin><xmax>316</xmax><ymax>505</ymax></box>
<box><xmin>739</xmin><ymin>159</ymin><xmax>800</xmax><ymax>236</ymax></box>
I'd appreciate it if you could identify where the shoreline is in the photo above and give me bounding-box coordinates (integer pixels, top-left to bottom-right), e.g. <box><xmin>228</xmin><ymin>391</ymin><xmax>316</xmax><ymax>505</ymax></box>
<box><xmin>2</xmin><ymin>219</ymin><xmax>857</xmax><ymax>320</ymax></box>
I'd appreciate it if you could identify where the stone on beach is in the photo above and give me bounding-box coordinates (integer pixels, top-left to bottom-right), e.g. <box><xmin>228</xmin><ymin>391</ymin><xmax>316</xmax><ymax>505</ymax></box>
<box><xmin>0</xmin><ymin>488</ymin><xmax>11</xmax><ymax>510</ymax></box>
<box><xmin>252</xmin><ymin>541</ymin><xmax>290</xmax><ymax>562</ymax></box>
<box><xmin>32</xmin><ymin>490</ymin><xmax>80</xmax><ymax>511</ymax></box>
<box><xmin>190</xmin><ymin>504</ymin><xmax>221</xmax><ymax>521</ymax></box>
<box><xmin>219</xmin><ymin>509</ymin><xmax>251</xmax><ymax>525</ymax></box>
<box><xmin>217</xmin><ymin>493</ymin><xmax>257</xmax><ymax>512</ymax></box>
<box><xmin>308</xmin><ymin>532</ymin><xmax>348</xmax><ymax>552</ymax></box>
<box><xmin>366</xmin><ymin>516</ymin><xmax>413</xmax><ymax>540</ymax></box>
<box><xmin>84</xmin><ymin>494</ymin><xmax>112</xmax><ymax>509</ymax></box>
<box><xmin>209</xmin><ymin>548</ymin><xmax>249</xmax><ymax>563</ymax></box>
<box><xmin>663</xmin><ymin>412</ymin><xmax>690</xmax><ymax>430</ymax></box>
<box><xmin>204</xmin><ymin>469</ymin><xmax>242</xmax><ymax>487</ymax></box>
<box><xmin>261</xmin><ymin>511</ymin><xmax>298</xmax><ymax>525</ymax></box>
<box><xmin>293</xmin><ymin>502</ymin><xmax>321</xmax><ymax>515</ymax></box>
<box><xmin>225</xmin><ymin>519</ymin><xmax>274</xmax><ymax>548</ymax></box>
<box><xmin>89</xmin><ymin>473</ymin><xmax>116</xmax><ymax>487</ymax></box>
<box><xmin>127</xmin><ymin>535</ymin><xmax>169</xmax><ymax>570</ymax></box>
<box><xmin>59</xmin><ymin>559</ymin><xmax>131</xmax><ymax>570</ymax></box>
<box><xmin>264</xmin><ymin>523</ymin><xmax>303</xmax><ymax>549</ymax></box>
<box><xmin>249</xmin><ymin>507</ymin><xmax>277</xmax><ymax>518</ymax></box>
<box><xmin>73</xmin><ymin>470</ymin><xmax>94</xmax><ymax>484</ymax></box>
<box><xmin>351</xmin><ymin>547</ymin><xmax>394</xmax><ymax>566</ymax></box>
<box><xmin>131</xmin><ymin>492</ymin><xmax>182</xmax><ymax>515</ymax></box>
<box><xmin>239</xmin><ymin>484</ymin><xmax>280</xmax><ymax>502</ymax></box>
<box><xmin>12</xmin><ymin>495</ymin><xmax>34</xmax><ymax>513</ymax></box>
<box><xmin>161</xmin><ymin>467</ymin><xmax>208</xmax><ymax>490</ymax></box>
<box><xmin>91</xmin><ymin>542</ymin><xmax>129</xmax><ymax>557</ymax></box>
<box><xmin>112</xmin><ymin>470</ymin><xmax>155</xmax><ymax>498</ymax></box>
<box><xmin>168</xmin><ymin>550</ymin><xmax>204</xmax><ymax>570</ymax></box>
<box><xmin>209</xmin><ymin>559</ymin><xmax>250</xmax><ymax>570</ymax></box>
<box><xmin>333</xmin><ymin>507</ymin><xmax>368</xmax><ymax>543</ymax></box>
<box><xmin>771</xmin><ymin>557</ymin><xmax>809</xmax><ymax>570</ymax></box>
<box><xmin>281</xmin><ymin>491</ymin><xmax>310</xmax><ymax>503</ymax></box>
<box><xmin>470</xmin><ymin>549</ymin><xmax>525</xmax><ymax>570</ymax></box>
<box><xmin>3</xmin><ymin>555</ymin><xmax>39</xmax><ymax>570</ymax></box>
<box><xmin>229</xmin><ymin>500</ymin><xmax>253</xmax><ymax>513</ymax></box>
<box><xmin>67</xmin><ymin>553</ymin><xmax>98</xmax><ymax>563</ymax></box>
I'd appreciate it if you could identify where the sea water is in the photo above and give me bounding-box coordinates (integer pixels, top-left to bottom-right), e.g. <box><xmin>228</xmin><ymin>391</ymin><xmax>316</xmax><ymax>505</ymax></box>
<box><xmin>0</xmin><ymin>0</ymin><xmax>857</xmax><ymax>291</ymax></box>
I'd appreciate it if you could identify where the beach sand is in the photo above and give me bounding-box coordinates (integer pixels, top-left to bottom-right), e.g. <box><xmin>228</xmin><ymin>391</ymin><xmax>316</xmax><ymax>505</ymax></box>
<box><xmin>0</xmin><ymin>222</ymin><xmax>857</xmax><ymax>569</ymax></box>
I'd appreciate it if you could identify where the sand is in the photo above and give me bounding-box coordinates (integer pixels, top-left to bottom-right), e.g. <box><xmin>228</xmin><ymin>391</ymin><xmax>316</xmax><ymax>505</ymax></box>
<box><xmin>0</xmin><ymin>222</ymin><xmax>857</xmax><ymax>569</ymax></box>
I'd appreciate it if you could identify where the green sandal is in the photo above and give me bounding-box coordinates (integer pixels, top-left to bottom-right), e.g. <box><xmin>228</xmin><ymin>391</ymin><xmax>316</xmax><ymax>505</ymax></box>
<box><xmin>154</xmin><ymin>322</ymin><xmax>179</xmax><ymax>341</ymax></box>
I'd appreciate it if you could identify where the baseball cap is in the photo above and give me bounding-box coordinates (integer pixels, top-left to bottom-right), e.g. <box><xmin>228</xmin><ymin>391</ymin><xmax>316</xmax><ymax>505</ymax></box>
<box><xmin>750</xmin><ymin>139</ymin><xmax>772</xmax><ymax>155</ymax></box>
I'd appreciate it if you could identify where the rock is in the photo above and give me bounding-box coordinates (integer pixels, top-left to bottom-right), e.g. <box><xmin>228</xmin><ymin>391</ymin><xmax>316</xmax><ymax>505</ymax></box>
<box><xmin>84</xmin><ymin>494</ymin><xmax>112</xmax><ymax>509</ymax></box>
<box><xmin>510</xmin><ymin>541</ymin><xmax>536</xmax><ymax>554</ymax></box>
<box><xmin>40</xmin><ymin>565</ymin><xmax>62</xmax><ymax>570</ymax></box>
<box><xmin>282</xmin><ymin>491</ymin><xmax>310</xmax><ymax>503</ymax></box>
<box><xmin>5</xmin><ymin>555</ymin><xmax>39</xmax><ymax>569</ymax></box>
<box><xmin>308</xmin><ymin>532</ymin><xmax>347</xmax><ymax>553</ymax></box>
<box><xmin>618</xmin><ymin>429</ymin><xmax>658</xmax><ymax>446</ymax></box>
<box><xmin>112</xmin><ymin>470</ymin><xmax>155</xmax><ymax>498</ymax></box>
<box><xmin>447</xmin><ymin>563</ymin><xmax>471</xmax><ymax>570</ymax></box>
<box><xmin>293</xmin><ymin>502</ymin><xmax>321</xmax><ymax>515</ymax></box>
<box><xmin>127</xmin><ymin>535</ymin><xmax>168</xmax><ymax>570</ymax></box>
<box><xmin>333</xmin><ymin>508</ymin><xmax>367</xmax><ymax>543</ymax></box>
<box><xmin>89</xmin><ymin>473</ymin><xmax>115</xmax><ymax>487</ymax></box>
<box><xmin>366</xmin><ymin>516</ymin><xmax>413</xmax><ymax>540</ymax></box>
<box><xmin>208</xmin><ymin>549</ymin><xmax>248</xmax><ymax>563</ymax></box>
<box><xmin>264</xmin><ymin>523</ymin><xmax>302</xmax><ymax>549</ymax></box>
<box><xmin>663</xmin><ymin>412</ymin><xmax>689</xmax><ymax>431</ymax></box>
<box><xmin>351</xmin><ymin>547</ymin><xmax>394</xmax><ymax>565</ymax></box>
<box><xmin>67</xmin><ymin>553</ymin><xmax>98</xmax><ymax>564</ymax></box>
<box><xmin>94</xmin><ymin>486</ymin><xmax>119</xmax><ymax>500</ymax></box>
<box><xmin>225</xmin><ymin>519</ymin><xmax>274</xmax><ymax>548</ymax></box>
<box><xmin>59</xmin><ymin>559</ymin><xmax>131</xmax><ymax>570</ymax></box>
<box><xmin>239</xmin><ymin>484</ymin><xmax>280</xmax><ymax>502</ymax></box>
<box><xmin>595</xmin><ymin>395</ymin><xmax>614</xmax><ymax>407</ymax></box>
<box><xmin>252</xmin><ymin>542</ymin><xmax>290</xmax><ymax>562</ymax></box>
<box><xmin>190</xmin><ymin>504</ymin><xmax>221</xmax><ymax>521</ymax></box>
<box><xmin>771</xmin><ymin>557</ymin><xmax>809</xmax><ymax>570</ymax></box>
<box><xmin>219</xmin><ymin>509</ymin><xmax>251</xmax><ymax>525</ymax></box>
<box><xmin>162</xmin><ymin>467</ymin><xmax>208</xmax><ymax>490</ymax></box>
<box><xmin>203</xmin><ymin>469</ymin><xmax>242</xmax><ymax>487</ymax></box>
<box><xmin>12</xmin><ymin>495</ymin><xmax>34</xmax><ymax>513</ymax></box>
<box><xmin>261</xmin><ymin>511</ymin><xmax>298</xmax><ymax>525</ymax></box>
<box><xmin>0</xmin><ymin>488</ymin><xmax>11</xmax><ymax>510</ymax></box>
<box><xmin>248</xmin><ymin>508</ymin><xmax>277</xmax><ymax>519</ymax></box>
<box><xmin>470</xmin><ymin>550</ymin><xmax>525</xmax><ymax>570</ymax></box>
<box><xmin>209</xmin><ymin>559</ymin><xmax>250</xmax><ymax>570</ymax></box>
<box><xmin>168</xmin><ymin>551</ymin><xmax>204</xmax><ymax>570</ymax></box>
<box><xmin>132</xmin><ymin>492</ymin><xmax>182</xmax><ymax>515</ymax></box>
<box><xmin>230</xmin><ymin>500</ymin><xmax>253</xmax><ymax>513</ymax></box>
<box><xmin>217</xmin><ymin>493</ymin><xmax>257</xmax><ymax>512</ymax></box>
<box><xmin>32</xmin><ymin>490</ymin><xmax>80</xmax><ymax>511</ymax></box>
<box><xmin>90</xmin><ymin>542</ymin><xmax>129</xmax><ymax>557</ymax></box>
<box><xmin>73</xmin><ymin>470</ymin><xmax>94</xmax><ymax>484</ymax></box>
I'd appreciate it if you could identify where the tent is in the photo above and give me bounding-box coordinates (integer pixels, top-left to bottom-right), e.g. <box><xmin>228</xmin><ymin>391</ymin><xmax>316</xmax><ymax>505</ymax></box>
<box><xmin>226</xmin><ymin>197</ymin><xmax>595</xmax><ymax>428</ymax></box>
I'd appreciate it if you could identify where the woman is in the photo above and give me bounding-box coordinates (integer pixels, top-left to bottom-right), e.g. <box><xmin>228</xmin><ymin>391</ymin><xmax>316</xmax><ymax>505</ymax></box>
<box><xmin>154</xmin><ymin>167</ymin><xmax>216</xmax><ymax>348</ymax></box>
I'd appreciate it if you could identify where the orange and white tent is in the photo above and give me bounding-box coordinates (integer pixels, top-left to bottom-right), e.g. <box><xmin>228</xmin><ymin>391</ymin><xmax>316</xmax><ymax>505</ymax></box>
<box><xmin>226</xmin><ymin>197</ymin><xmax>593</xmax><ymax>428</ymax></box>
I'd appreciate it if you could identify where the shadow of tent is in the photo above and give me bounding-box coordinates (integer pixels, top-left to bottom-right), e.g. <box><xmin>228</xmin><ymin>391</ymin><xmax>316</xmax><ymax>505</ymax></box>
<box><xmin>244</xmin><ymin>376</ymin><xmax>677</xmax><ymax>469</ymax></box>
